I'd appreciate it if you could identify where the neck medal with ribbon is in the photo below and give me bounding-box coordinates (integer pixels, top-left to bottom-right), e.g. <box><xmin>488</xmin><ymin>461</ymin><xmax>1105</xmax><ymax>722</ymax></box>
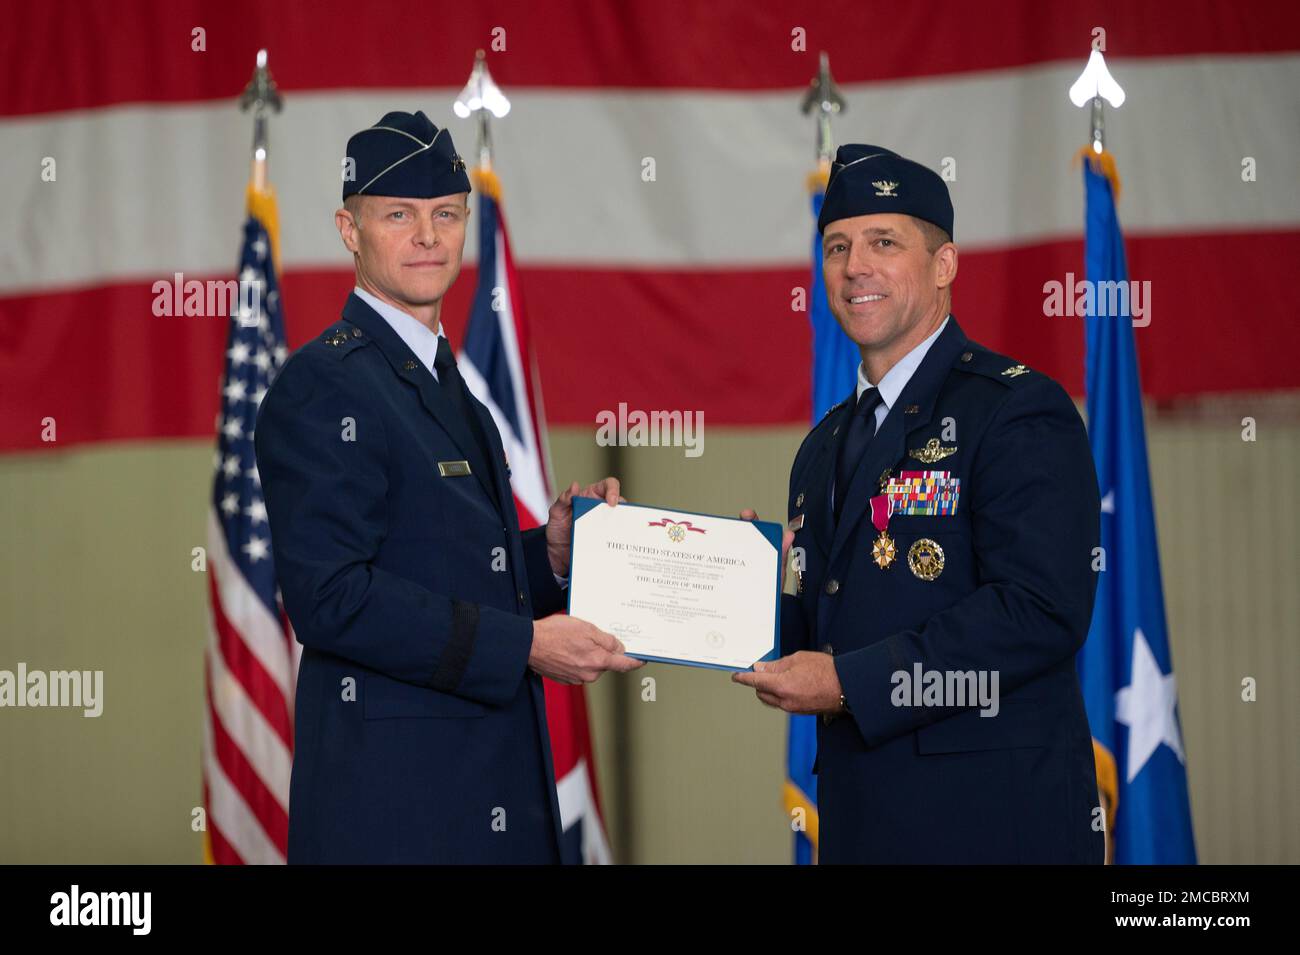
<box><xmin>868</xmin><ymin>493</ymin><xmax>896</xmax><ymax>568</ymax></box>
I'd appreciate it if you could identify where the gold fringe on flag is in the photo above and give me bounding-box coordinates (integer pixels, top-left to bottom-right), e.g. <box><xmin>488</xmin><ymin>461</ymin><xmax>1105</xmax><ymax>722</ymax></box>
<box><xmin>806</xmin><ymin>166</ymin><xmax>830</xmax><ymax>196</ymax></box>
<box><xmin>245</xmin><ymin>181</ymin><xmax>282</xmax><ymax>274</ymax></box>
<box><xmin>472</xmin><ymin>167</ymin><xmax>503</xmax><ymax>202</ymax></box>
<box><xmin>1073</xmin><ymin>145</ymin><xmax>1122</xmax><ymax>203</ymax></box>
<box><xmin>782</xmin><ymin>780</ymin><xmax>820</xmax><ymax>859</ymax></box>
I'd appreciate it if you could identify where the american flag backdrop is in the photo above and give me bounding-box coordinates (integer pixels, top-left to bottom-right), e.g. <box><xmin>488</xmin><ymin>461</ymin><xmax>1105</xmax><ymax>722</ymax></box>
<box><xmin>202</xmin><ymin>184</ymin><xmax>298</xmax><ymax>864</ymax></box>
<box><xmin>3</xmin><ymin>1</ymin><xmax>1298</xmax><ymax>455</ymax></box>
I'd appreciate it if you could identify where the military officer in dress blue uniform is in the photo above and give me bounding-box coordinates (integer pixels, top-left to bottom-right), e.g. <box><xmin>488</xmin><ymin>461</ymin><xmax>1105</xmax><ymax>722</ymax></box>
<box><xmin>736</xmin><ymin>145</ymin><xmax>1104</xmax><ymax>864</ymax></box>
<box><xmin>254</xmin><ymin>110</ymin><xmax>641</xmax><ymax>864</ymax></box>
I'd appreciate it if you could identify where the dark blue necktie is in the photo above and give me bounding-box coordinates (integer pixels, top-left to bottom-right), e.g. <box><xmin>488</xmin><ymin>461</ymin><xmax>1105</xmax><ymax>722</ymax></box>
<box><xmin>434</xmin><ymin>335</ymin><xmax>493</xmax><ymax>471</ymax></box>
<box><xmin>834</xmin><ymin>387</ymin><xmax>883</xmax><ymax>521</ymax></box>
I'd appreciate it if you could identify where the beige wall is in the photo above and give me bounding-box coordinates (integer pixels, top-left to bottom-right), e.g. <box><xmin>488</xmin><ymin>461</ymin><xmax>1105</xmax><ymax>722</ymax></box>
<box><xmin>1</xmin><ymin>413</ymin><xmax>1296</xmax><ymax>863</ymax></box>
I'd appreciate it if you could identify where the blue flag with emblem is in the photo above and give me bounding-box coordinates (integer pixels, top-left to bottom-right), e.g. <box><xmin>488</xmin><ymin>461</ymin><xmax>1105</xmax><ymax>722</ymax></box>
<box><xmin>1077</xmin><ymin>153</ymin><xmax>1197</xmax><ymax>864</ymax></box>
<box><xmin>785</xmin><ymin>183</ymin><xmax>860</xmax><ymax>865</ymax></box>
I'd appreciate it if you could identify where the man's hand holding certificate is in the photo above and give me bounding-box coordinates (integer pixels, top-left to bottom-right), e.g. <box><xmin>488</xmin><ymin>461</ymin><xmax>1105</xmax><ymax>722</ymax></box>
<box><xmin>567</xmin><ymin>499</ymin><xmax>784</xmax><ymax>670</ymax></box>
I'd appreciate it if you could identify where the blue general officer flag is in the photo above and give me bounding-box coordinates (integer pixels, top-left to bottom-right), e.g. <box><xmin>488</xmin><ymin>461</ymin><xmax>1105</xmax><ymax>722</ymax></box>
<box><xmin>785</xmin><ymin>183</ymin><xmax>860</xmax><ymax>865</ymax></box>
<box><xmin>1077</xmin><ymin>154</ymin><xmax>1197</xmax><ymax>864</ymax></box>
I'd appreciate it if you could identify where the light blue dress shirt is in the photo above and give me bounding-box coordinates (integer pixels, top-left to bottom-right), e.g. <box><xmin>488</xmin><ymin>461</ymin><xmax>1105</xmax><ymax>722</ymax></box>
<box><xmin>353</xmin><ymin>286</ymin><xmax>569</xmax><ymax>588</ymax></box>
<box><xmin>854</xmin><ymin>314</ymin><xmax>950</xmax><ymax>435</ymax></box>
<box><xmin>832</xmin><ymin>315</ymin><xmax>950</xmax><ymax>509</ymax></box>
<box><xmin>353</xmin><ymin>286</ymin><xmax>445</xmax><ymax>380</ymax></box>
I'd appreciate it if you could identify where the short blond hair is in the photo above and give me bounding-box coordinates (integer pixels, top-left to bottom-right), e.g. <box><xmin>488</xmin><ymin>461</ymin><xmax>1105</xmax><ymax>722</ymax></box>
<box><xmin>343</xmin><ymin>194</ymin><xmax>367</xmax><ymax>228</ymax></box>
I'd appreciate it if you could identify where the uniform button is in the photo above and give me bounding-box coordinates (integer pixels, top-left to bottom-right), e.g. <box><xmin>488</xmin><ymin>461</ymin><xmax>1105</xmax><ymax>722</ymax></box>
<box><xmin>352</xmin><ymin>327</ymin><xmax>362</xmax><ymax>338</ymax></box>
<box><xmin>960</xmin><ymin>351</ymin><xmax>973</xmax><ymax>362</ymax></box>
<box><xmin>518</xmin><ymin>591</ymin><xmax>526</xmax><ymax>604</ymax></box>
<box><xmin>825</xmin><ymin>579</ymin><xmax>840</xmax><ymax>595</ymax></box>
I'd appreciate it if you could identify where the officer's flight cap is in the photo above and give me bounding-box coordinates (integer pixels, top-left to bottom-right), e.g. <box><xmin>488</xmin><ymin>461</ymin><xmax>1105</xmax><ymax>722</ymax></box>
<box><xmin>342</xmin><ymin>110</ymin><xmax>471</xmax><ymax>202</ymax></box>
<box><xmin>818</xmin><ymin>144</ymin><xmax>954</xmax><ymax>241</ymax></box>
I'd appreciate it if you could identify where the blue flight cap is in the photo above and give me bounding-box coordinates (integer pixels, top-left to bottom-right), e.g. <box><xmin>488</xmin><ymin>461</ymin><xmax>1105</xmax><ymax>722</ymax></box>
<box><xmin>342</xmin><ymin>110</ymin><xmax>471</xmax><ymax>202</ymax></box>
<box><xmin>818</xmin><ymin>144</ymin><xmax>953</xmax><ymax>240</ymax></box>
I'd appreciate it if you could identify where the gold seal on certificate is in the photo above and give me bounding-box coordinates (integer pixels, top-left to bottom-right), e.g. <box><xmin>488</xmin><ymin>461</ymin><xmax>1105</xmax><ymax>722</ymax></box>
<box><xmin>567</xmin><ymin>499</ymin><xmax>782</xmax><ymax>670</ymax></box>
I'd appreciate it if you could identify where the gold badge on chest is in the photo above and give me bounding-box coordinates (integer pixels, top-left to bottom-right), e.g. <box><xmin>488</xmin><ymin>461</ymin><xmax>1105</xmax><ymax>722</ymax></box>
<box><xmin>907</xmin><ymin>538</ymin><xmax>945</xmax><ymax>581</ymax></box>
<box><xmin>908</xmin><ymin>437</ymin><xmax>957</xmax><ymax>464</ymax></box>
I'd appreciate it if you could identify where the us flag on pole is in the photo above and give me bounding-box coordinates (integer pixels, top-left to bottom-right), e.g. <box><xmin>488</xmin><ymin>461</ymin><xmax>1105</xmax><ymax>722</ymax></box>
<box><xmin>201</xmin><ymin>184</ymin><xmax>297</xmax><ymax>864</ymax></box>
<box><xmin>460</xmin><ymin>168</ymin><xmax>612</xmax><ymax>865</ymax></box>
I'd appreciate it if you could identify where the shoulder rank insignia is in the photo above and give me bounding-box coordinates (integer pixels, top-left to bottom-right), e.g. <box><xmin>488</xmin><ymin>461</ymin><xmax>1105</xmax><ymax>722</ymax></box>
<box><xmin>323</xmin><ymin>329</ymin><xmax>350</xmax><ymax>347</ymax></box>
<box><xmin>909</xmin><ymin>438</ymin><xmax>957</xmax><ymax>464</ymax></box>
<box><xmin>1001</xmin><ymin>363</ymin><xmax>1030</xmax><ymax>378</ymax></box>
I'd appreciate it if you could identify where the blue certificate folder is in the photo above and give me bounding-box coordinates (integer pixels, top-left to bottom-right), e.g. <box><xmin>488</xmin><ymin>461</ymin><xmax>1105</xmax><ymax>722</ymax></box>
<box><xmin>566</xmin><ymin>497</ymin><xmax>782</xmax><ymax>672</ymax></box>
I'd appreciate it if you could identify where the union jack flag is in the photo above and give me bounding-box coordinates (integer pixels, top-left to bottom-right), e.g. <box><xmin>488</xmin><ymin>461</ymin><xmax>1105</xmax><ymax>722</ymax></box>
<box><xmin>460</xmin><ymin>169</ymin><xmax>611</xmax><ymax>865</ymax></box>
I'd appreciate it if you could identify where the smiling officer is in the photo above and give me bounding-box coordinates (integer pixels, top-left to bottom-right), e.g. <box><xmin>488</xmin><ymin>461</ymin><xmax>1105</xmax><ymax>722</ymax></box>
<box><xmin>254</xmin><ymin>110</ymin><xmax>641</xmax><ymax>864</ymax></box>
<box><xmin>736</xmin><ymin>144</ymin><xmax>1104</xmax><ymax>864</ymax></box>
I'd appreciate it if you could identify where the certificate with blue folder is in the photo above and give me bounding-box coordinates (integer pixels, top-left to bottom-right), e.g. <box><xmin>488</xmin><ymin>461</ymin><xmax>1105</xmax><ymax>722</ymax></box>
<box><xmin>567</xmin><ymin>498</ymin><xmax>782</xmax><ymax>671</ymax></box>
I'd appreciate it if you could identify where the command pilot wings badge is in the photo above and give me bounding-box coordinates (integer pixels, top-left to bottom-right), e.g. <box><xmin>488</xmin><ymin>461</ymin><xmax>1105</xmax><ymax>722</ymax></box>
<box><xmin>909</xmin><ymin>438</ymin><xmax>957</xmax><ymax>464</ymax></box>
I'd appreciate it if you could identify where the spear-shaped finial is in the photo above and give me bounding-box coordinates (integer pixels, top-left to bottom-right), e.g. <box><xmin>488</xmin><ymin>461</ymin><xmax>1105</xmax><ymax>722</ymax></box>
<box><xmin>453</xmin><ymin>49</ymin><xmax>511</xmax><ymax>171</ymax></box>
<box><xmin>800</xmin><ymin>52</ymin><xmax>845</xmax><ymax>170</ymax></box>
<box><xmin>239</xmin><ymin>49</ymin><xmax>282</xmax><ymax>189</ymax></box>
<box><xmin>1069</xmin><ymin>49</ymin><xmax>1125</xmax><ymax>154</ymax></box>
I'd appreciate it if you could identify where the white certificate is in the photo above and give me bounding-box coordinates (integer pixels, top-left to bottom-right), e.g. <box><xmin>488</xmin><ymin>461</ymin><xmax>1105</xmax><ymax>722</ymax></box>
<box><xmin>567</xmin><ymin>499</ymin><xmax>782</xmax><ymax>670</ymax></box>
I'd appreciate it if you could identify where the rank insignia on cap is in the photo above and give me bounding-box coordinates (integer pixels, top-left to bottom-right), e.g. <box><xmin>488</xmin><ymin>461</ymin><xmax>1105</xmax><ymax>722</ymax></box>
<box><xmin>452</xmin><ymin>153</ymin><xmax>466</xmax><ymax>172</ymax></box>
<box><xmin>872</xmin><ymin>179</ymin><xmax>900</xmax><ymax>197</ymax></box>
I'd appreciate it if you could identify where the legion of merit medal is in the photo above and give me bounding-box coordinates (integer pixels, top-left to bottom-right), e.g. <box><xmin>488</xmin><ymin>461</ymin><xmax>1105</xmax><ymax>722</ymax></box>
<box><xmin>869</xmin><ymin>494</ymin><xmax>896</xmax><ymax>569</ymax></box>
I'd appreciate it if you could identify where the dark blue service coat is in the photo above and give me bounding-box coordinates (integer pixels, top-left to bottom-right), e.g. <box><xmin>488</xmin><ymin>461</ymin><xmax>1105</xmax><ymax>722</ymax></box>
<box><xmin>782</xmin><ymin>316</ymin><xmax>1104</xmax><ymax>864</ymax></box>
<box><xmin>255</xmin><ymin>292</ymin><xmax>566</xmax><ymax>863</ymax></box>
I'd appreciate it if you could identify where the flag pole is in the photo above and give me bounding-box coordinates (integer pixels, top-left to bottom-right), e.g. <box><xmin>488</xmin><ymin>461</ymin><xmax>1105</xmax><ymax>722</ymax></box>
<box><xmin>204</xmin><ymin>47</ymin><xmax>292</xmax><ymax>866</ymax></box>
<box><xmin>1071</xmin><ymin>46</ymin><xmax>1127</xmax><ymax>866</ymax></box>
<box><xmin>784</xmin><ymin>51</ymin><xmax>846</xmax><ymax>868</ymax></box>
<box><xmin>239</xmin><ymin>49</ymin><xmax>282</xmax><ymax>193</ymax></box>
<box><xmin>1069</xmin><ymin>48</ymin><xmax>1125</xmax><ymax>200</ymax></box>
<box><xmin>800</xmin><ymin>51</ymin><xmax>844</xmax><ymax>188</ymax></box>
<box><xmin>454</xmin><ymin>49</ymin><xmax>510</xmax><ymax>177</ymax></box>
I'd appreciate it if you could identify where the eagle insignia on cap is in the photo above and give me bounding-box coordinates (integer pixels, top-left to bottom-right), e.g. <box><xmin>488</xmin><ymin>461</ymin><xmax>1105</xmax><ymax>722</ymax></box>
<box><xmin>872</xmin><ymin>180</ymin><xmax>900</xmax><ymax>197</ymax></box>
<box><xmin>451</xmin><ymin>153</ymin><xmax>466</xmax><ymax>172</ymax></box>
